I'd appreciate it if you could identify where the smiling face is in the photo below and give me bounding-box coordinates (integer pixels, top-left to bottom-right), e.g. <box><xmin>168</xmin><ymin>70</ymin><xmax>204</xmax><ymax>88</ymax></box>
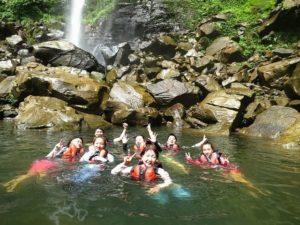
<box><xmin>94</xmin><ymin>137</ymin><xmax>106</xmax><ymax>150</ymax></box>
<box><xmin>95</xmin><ymin>129</ymin><xmax>104</xmax><ymax>137</ymax></box>
<box><xmin>167</xmin><ymin>135</ymin><xmax>177</xmax><ymax>145</ymax></box>
<box><xmin>71</xmin><ymin>138</ymin><xmax>82</xmax><ymax>149</ymax></box>
<box><xmin>202</xmin><ymin>143</ymin><xmax>214</xmax><ymax>157</ymax></box>
<box><xmin>141</xmin><ymin>149</ymin><xmax>157</xmax><ymax>167</ymax></box>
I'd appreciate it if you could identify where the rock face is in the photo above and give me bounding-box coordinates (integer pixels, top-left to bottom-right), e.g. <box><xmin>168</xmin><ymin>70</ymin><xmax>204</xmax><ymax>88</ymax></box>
<box><xmin>15</xmin><ymin>96</ymin><xmax>111</xmax><ymax>130</ymax></box>
<box><xmin>206</xmin><ymin>37</ymin><xmax>243</xmax><ymax>63</ymax></box>
<box><xmin>11</xmin><ymin>63</ymin><xmax>110</xmax><ymax>113</ymax></box>
<box><xmin>146</xmin><ymin>79</ymin><xmax>199</xmax><ymax>107</ymax></box>
<box><xmin>109</xmin><ymin>81</ymin><xmax>155</xmax><ymax>109</ymax></box>
<box><xmin>239</xmin><ymin>106</ymin><xmax>300</xmax><ymax>148</ymax></box>
<box><xmin>258</xmin><ymin>0</ymin><xmax>300</xmax><ymax>36</ymax></box>
<box><xmin>257</xmin><ymin>57</ymin><xmax>300</xmax><ymax>85</ymax></box>
<box><xmin>189</xmin><ymin>90</ymin><xmax>252</xmax><ymax>131</ymax></box>
<box><xmin>33</xmin><ymin>40</ymin><xmax>105</xmax><ymax>72</ymax></box>
<box><xmin>15</xmin><ymin>96</ymin><xmax>83</xmax><ymax>130</ymax></box>
<box><xmin>284</xmin><ymin>62</ymin><xmax>300</xmax><ymax>99</ymax></box>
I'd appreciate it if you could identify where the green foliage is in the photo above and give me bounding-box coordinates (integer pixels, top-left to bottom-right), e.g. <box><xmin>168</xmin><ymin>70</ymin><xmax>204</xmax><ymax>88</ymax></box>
<box><xmin>164</xmin><ymin>0</ymin><xmax>299</xmax><ymax>58</ymax></box>
<box><xmin>0</xmin><ymin>0</ymin><xmax>65</xmax><ymax>21</ymax></box>
<box><xmin>83</xmin><ymin>0</ymin><xmax>117</xmax><ymax>25</ymax></box>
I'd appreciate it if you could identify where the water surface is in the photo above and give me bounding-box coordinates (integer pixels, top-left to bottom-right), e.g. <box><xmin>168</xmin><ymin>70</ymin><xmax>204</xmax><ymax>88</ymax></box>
<box><xmin>0</xmin><ymin>120</ymin><xmax>299</xmax><ymax>225</ymax></box>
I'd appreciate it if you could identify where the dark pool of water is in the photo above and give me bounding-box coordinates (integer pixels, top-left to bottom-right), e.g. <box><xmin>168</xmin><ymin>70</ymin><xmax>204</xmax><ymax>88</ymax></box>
<box><xmin>0</xmin><ymin>120</ymin><xmax>299</xmax><ymax>225</ymax></box>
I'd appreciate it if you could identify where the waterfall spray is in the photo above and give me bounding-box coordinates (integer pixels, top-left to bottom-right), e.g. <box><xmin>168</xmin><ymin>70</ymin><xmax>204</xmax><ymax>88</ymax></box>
<box><xmin>66</xmin><ymin>0</ymin><xmax>85</xmax><ymax>47</ymax></box>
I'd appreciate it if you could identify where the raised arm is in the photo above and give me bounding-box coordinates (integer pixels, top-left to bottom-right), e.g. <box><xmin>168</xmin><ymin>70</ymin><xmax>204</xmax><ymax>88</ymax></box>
<box><xmin>111</xmin><ymin>153</ymin><xmax>136</xmax><ymax>175</ymax></box>
<box><xmin>192</xmin><ymin>135</ymin><xmax>208</xmax><ymax>148</ymax></box>
<box><xmin>113</xmin><ymin>123</ymin><xmax>128</xmax><ymax>143</ymax></box>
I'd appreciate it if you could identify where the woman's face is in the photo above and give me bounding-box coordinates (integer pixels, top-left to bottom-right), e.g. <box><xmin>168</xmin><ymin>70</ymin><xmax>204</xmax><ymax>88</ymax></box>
<box><xmin>167</xmin><ymin>135</ymin><xmax>176</xmax><ymax>145</ymax></box>
<box><xmin>72</xmin><ymin>138</ymin><xmax>82</xmax><ymax>148</ymax></box>
<box><xmin>141</xmin><ymin>150</ymin><xmax>157</xmax><ymax>167</ymax></box>
<box><xmin>135</xmin><ymin>135</ymin><xmax>145</xmax><ymax>146</ymax></box>
<box><xmin>94</xmin><ymin>138</ymin><xmax>105</xmax><ymax>150</ymax></box>
<box><xmin>202</xmin><ymin>143</ymin><xmax>213</xmax><ymax>156</ymax></box>
<box><xmin>95</xmin><ymin>129</ymin><xmax>104</xmax><ymax>137</ymax></box>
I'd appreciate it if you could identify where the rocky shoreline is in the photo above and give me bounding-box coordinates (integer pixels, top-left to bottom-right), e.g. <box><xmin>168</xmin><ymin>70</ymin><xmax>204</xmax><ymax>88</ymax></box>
<box><xmin>0</xmin><ymin>0</ymin><xmax>299</xmax><ymax>149</ymax></box>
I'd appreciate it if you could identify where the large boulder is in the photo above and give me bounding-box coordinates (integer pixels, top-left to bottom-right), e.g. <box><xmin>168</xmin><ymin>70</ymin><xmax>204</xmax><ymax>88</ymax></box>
<box><xmin>257</xmin><ymin>57</ymin><xmax>300</xmax><ymax>86</ymax></box>
<box><xmin>146</xmin><ymin>79</ymin><xmax>200</xmax><ymax>107</ymax></box>
<box><xmin>111</xmin><ymin>107</ymin><xmax>161</xmax><ymax>126</ymax></box>
<box><xmin>15</xmin><ymin>96</ymin><xmax>83</xmax><ymax>130</ymax></box>
<box><xmin>163</xmin><ymin>103</ymin><xmax>186</xmax><ymax>127</ymax></box>
<box><xmin>205</xmin><ymin>37</ymin><xmax>243</xmax><ymax>63</ymax></box>
<box><xmin>0</xmin><ymin>60</ymin><xmax>18</xmax><ymax>75</ymax></box>
<box><xmin>33</xmin><ymin>40</ymin><xmax>104</xmax><ymax>72</ymax></box>
<box><xmin>239</xmin><ymin>106</ymin><xmax>300</xmax><ymax>148</ymax></box>
<box><xmin>0</xmin><ymin>76</ymin><xmax>16</xmax><ymax>103</ymax></box>
<box><xmin>11</xmin><ymin>63</ymin><xmax>110</xmax><ymax>112</ymax></box>
<box><xmin>109</xmin><ymin>81</ymin><xmax>156</xmax><ymax>109</ymax></box>
<box><xmin>284</xmin><ymin>61</ymin><xmax>300</xmax><ymax>99</ymax></box>
<box><xmin>190</xmin><ymin>90</ymin><xmax>253</xmax><ymax>131</ymax></box>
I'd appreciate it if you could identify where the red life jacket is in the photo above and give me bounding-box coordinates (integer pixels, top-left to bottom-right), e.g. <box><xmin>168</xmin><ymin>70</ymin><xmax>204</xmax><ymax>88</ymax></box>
<box><xmin>130</xmin><ymin>165</ymin><xmax>158</xmax><ymax>182</ymax></box>
<box><xmin>132</xmin><ymin>143</ymin><xmax>146</xmax><ymax>156</ymax></box>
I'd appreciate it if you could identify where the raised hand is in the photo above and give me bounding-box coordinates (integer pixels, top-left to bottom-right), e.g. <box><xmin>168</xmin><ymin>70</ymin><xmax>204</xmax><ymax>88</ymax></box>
<box><xmin>122</xmin><ymin>134</ymin><xmax>129</xmax><ymax>144</ymax></box>
<box><xmin>185</xmin><ymin>152</ymin><xmax>192</xmax><ymax>160</ymax></box>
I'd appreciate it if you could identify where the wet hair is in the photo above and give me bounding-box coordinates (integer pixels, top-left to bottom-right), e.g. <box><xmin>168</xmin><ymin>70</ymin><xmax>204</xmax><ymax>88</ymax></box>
<box><xmin>201</xmin><ymin>141</ymin><xmax>215</xmax><ymax>152</ymax></box>
<box><xmin>93</xmin><ymin>136</ymin><xmax>107</xmax><ymax>145</ymax></box>
<box><xmin>135</xmin><ymin>135</ymin><xmax>145</xmax><ymax>140</ymax></box>
<box><xmin>167</xmin><ymin>133</ymin><xmax>177</xmax><ymax>141</ymax></box>
<box><xmin>67</xmin><ymin>136</ymin><xmax>83</xmax><ymax>147</ymax></box>
<box><xmin>141</xmin><ymin>141</ymin><xmax>159</xmax><ymax>158</ymax></box>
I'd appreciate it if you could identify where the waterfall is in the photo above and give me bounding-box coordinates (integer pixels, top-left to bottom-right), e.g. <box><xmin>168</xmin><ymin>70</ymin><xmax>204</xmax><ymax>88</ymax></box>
<box><xmin>66</xmin><ymin>0</ymin><xmax>85</xmax><ymax>47</ymax></box>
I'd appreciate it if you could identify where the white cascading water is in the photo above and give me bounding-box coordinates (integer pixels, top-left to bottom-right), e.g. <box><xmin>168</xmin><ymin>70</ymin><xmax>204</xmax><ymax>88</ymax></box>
<box><xmin>66</xmin><ymin>0</ymin><xmax>85</xmax><ymax>47</ymax></box>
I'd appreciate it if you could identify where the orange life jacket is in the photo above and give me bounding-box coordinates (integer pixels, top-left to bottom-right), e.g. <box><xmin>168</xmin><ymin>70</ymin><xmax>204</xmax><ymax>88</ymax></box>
<box><xmin>62</xmin><ymin>144</ymin><xmax>84</xmax><ymax>159</ymax></box>
<box><xmin>130</xmin><ymin>165</ymin><xmax>158</xmax><ymax>182</ymax></box>
<box><xmin>132</xmin><ymin>143</ymin><xmax>146</xmax><ymax>156</ymax></box>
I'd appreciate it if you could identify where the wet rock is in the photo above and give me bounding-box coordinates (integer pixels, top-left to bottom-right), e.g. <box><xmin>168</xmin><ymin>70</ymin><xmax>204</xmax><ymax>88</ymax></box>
<box><xmin>0</xmin><ymin>60</ymin><xmax>17</xmax><ymax>75</ymax></box>
<box><xmin>79</xmin><ymin>112</ymin><xmax>112</xmax><ymax>130</ymax></box>
<box><xmin>157</xmin><ymin>68</ymin><xmax>181</xmax><ymax>80</ymax></box>
<box><xmin>15</xmin><ymin>96</ymin><xmax>83</xmax><ymax>130</ymax></box>
<box><xmin>5</xmin><ymin>35</ymin><xmax>23</xmax><ymax>47</ymax></box>
<box><xmin>195</xmin><ymin>75</ymin><xmax>222</xmax><ymax>93</ymax></box>
<box><xmin>198</xmin><ymin>22</ymin><xmax>219</xmax><ymax>38</ymax></box>
<box><xmin>206</xmin><ymin>37</ymin><xmax>243</xmax><ymax>63</ymax></box>
<box><xmin>113</xmin><ymin>43</ymin><xmax>134</xmax><ymax>66</ymax></box>
<box><xmin>272</xmin><ymin>48</ymin><xmax>294</xmax><ymax>57</ymax></box>
<box><xmin>111</xmin><ymin>107</ymin><xmax>161</xmax><ymax>126</ymax></box>
<box><xmin>12</xmin><ymin>63</ymin><xmax>110</xmax><ymax>112</ymax></box>
<box><xmin>0</xmin><ymin>76</ymin><xmax>16</xmax><ymax>103</ymax></box>
<box><xmin>163</xmin><ymin>103</ymin><xmax>186</xmax><ymax>127</ymax></box>
<box><xmin>257</xmin><ymin>57</ymin><xmax>300</xmax><ymax>85</ymax></box>
<box><xmin>0</xmin><ymin>104</ymin><xmax>17</xmax><ymax>119</ymax></box>
<box><xmin>33</xmin><ymin>40</ymin><xmax>104</xmax><ymax>72</ymax></box>
<box><xmin>142</xmin><ymin>34</ymin><xmax>177</xmax><ymax>58</ymax></box>
<box><xmin>257</xmin><ymin>1</ymin><xmax>300</xmax><ymax>36</ymax></box>
<box><xmin>284</xmin><ymin>62</ymin><xmax>300</xmax><ymax>99</ymax></box>
<box><xmin>288</xmin><ymin>99</ymin><xmax>300</xmax><ymax>111</ymax></box>
<box><xmin>191</xmin><ymin>90</ymin><xmax>252</xmax><ymax>131</ymax></box>
<box><xmin>146</xmin><ymin>79</ymin><xmax>200</xmax><ymax>107</ymax></box>
<box><xmin>239</xmin><ymin>105</ymin><xmax>300</xmax><ymax>148</ymax></box>
<box><xmin>109</xmin><ymin>81</ymin><xmax>155</xmax><ymax>109</ymax></box>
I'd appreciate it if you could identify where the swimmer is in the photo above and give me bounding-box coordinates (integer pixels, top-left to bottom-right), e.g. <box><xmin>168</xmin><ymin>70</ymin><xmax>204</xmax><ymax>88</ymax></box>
<box><xmin>111</xmin><ymin>143</ymin><xmax>172</xmax><ymax>193</ymax></box>
<box><xmin>185</xmin><ymin>135</ymin><xmax>229</xmax><ymax>165</ymax></box>
<box><xmin>80</xmin><ymin>137</ymin><xmax>114</xmax><ymax>163</ymax></box>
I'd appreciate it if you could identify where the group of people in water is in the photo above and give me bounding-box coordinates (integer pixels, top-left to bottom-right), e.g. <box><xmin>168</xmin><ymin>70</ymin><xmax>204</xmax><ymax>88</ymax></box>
<box><xmin>42</xmin><ymin>123</ymin><xmax>230</xmax><ymax>193</ymax></box>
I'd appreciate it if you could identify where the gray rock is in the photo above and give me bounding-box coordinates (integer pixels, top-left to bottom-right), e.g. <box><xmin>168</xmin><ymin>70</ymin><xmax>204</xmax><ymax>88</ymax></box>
<box><xmin>147</xmin><ymin>79</ymin><xmax>199</xmax><ymax>107</ymax></box>
<box><xmin>6</xmin><ymin>35</ymin><xmax>23</xmax><ymax>46</ymax></box>
<box><xmin>33</xmin><ymin>40</ymin><xmax>104</xmax><ymax>72</ymax></box>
